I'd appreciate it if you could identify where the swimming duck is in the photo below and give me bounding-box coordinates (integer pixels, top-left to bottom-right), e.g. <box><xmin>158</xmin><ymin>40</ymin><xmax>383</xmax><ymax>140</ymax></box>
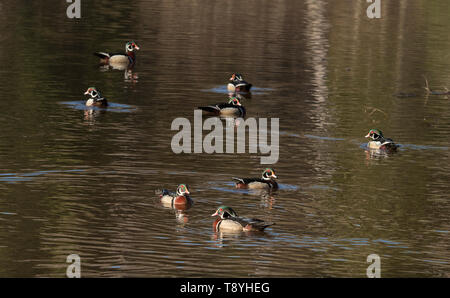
<box><xmin>83</xmin><ymin>87</ymin><xmax>108</xmax><ymax>107</ymax></box>
<box><xmin>158</xmin><ymin>184</ymin><xmax>193</xmax><ymax>209</ymax></box>
<box><xmin>94</xmin><ymin>41</ymin><xmax>140</xmax><ymax>65</ymax></box>
<box><xmin>198</xmin><ymin>97</ymin><xmax>246</xmax><ymax>117</ymax></box>
<box><xmin>212</xmin><ymin>206</ymin><xmax>274</xmax><ymax>232</ymax></box>
<box><xmin>365</xmin><ymin>129</ymin><xmax>399</xmax><ymax>151</ymax></box>
<box><xmin>227</xmin><ymin>73</ymin><xmax>252</xmax><ymax>93</ymax></box>
<box><xmin>232</xmin><ymin>168</ymin><xmax>278</xmax><ymax>190</ymax></box>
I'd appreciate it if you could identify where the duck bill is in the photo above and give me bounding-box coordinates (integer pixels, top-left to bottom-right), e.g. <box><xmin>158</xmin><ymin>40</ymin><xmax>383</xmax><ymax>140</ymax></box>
<box><xmin>365</xmin><ymin>133</ymin><xmax>370</xmax><ymax>138</ymax></box>
<box><xmin>211</xmin><ymin>211</ymin><xmax>218</xmax><ymax>217</ymax></box>
<box><xmin>134</xmin><ymin>45</ymin><xmax>140</xmax><ymax>50</ymax></box>
<box><xmin>84</xmin><ymin>91</ymin><xmax>89</xmax><ymax>95</ymax></box>
<box><xmin>272</xmin><ymin>174</ymin><xmax>277</xmax><ymax>179</ymax></box>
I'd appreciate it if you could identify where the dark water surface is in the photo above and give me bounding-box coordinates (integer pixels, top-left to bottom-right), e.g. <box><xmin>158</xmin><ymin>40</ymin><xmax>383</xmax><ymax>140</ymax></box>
<box><xmin>0</xmin><ymin>0</ymin><xmax>449</xmax><ymax>277</ymax></box>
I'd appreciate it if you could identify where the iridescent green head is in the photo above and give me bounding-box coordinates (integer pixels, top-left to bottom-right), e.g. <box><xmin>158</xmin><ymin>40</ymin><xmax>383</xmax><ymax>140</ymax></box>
<box><xmin>228</xmin><ymin>97</ymin><xmax>242</xmax><ymax>106</ymax></box>
<box><xmin>176</xmin><ymin>184</ymin><xmax>190</xmax><ymax>196</ymax></box>
<box><xmin>365</xmin><ymin>129</ymin><xmax>384</xmax><ymax>141</ymax></box>
<box><xmin>262</xmin><ymin>168</ymin><xmax>277</xmax><ymax>180</ymax></box>
<box><xmin>126</xmin><ymin>41</ymin><xmax>140</xmax><ymax>52</ymax></box>
<box><xmin>84</xmin><ymin>87</ymin><xmax>101</xmax><ymax>98</ymax></box>
<box><xmin>211</xmin><ymin>206</ymin><xmax>238</xmax><ymax>219</ymax></box>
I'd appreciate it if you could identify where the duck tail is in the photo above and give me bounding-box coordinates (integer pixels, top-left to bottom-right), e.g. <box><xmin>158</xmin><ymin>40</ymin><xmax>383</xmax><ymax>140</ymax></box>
<box><xmin>256</xmin><ymin>222</ymin><xmax>275</xmax><ymax>231</ymax></box>
<box><xmin>381</xmin><ymin>139</ymin><xmax>399</xmax><ymax>151</ymax></box>
<box><xmin>94</xmin><ymin>52</ymin><xmax>110</xmax><ymax>59</ymax></box>
<box><xmin>198</xmin><ymin>106</ymin><xmax>220</xmax><ymax>114</ymax></box>
<box><xmin>232</xmin><ymin>177</ymin><xmax>245</xmax><ymax>184</ymax></box>
<box><xmin>155</xmin><ymin>189</ymin><xmax>170</xmax><ymax>197</ymax></box>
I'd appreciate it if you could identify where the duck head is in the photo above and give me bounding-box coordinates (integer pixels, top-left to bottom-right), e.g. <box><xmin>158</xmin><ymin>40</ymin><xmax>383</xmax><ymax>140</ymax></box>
<box><xmin>228</xmin><ymin>97</ymin><xmax>242</xmax><ymax>106</ymax></box>
<box><xmin>212</xmin><ymin>206</ymin><xmax>238</xmax><ymax>219</ymax></box>
<box><xmin>229</xmin><ymin>73</ymin><xmax>244</xmax><ymax>83</ymax></box>
<box><xmin>125</xmin><ymin>41</ymin><xmax>140</xmax><ymax>53</ymax></box>
<box><xmin>84</xmin><ymin>87</ymin><xmax>101</xmax><ymax>99</ymax></box>
<box><xmin>176</xmin><ymin>184</ymin><xmax>190</xmax><ymax>196</ymax></box>
<box><xmin>365</xmin><ymin>129</ymin><xmax>384</xmax><ymax>141</ymax></box>
<box><xmin>262</xmin><ymin>168</ymin><xmax>277</xmax><ymax>181</ymax></box>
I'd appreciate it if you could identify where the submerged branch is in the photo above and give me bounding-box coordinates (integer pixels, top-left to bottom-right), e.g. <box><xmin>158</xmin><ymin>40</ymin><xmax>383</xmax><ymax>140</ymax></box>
<box><xmin>364</xmin><ymin>106</ymin><xmax>388</xmax><ymax>118</ymax></box>
<box><xmin>423</xmin><ymin>75</ymin><xmax>450</xmax><ymax>95</ymax></box>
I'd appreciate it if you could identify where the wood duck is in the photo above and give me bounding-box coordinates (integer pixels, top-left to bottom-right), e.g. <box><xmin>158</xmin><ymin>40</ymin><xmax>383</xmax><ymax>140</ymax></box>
<box><xmin>198</xmin><ymin>97</ymin><xmax>246</xmax><ymax>117</ymax></box>
<box><xmin>232</xmin><ymin>168</ymin><xmax>278</xmax><ymax>190</ymax></box>
<box><xmin>227</xmin><ymin>73</ymin><xmax>252</xmax><ymax>93</ymax></box>
<box><xmin>94</xmin><ymin>41</ymin><xmax>140</xmax><ymax>65</ymax></box>
<box><xmin>212</xmin><ymin>206</ymin><xmax>274</xmax><ymax>232</ymax></box>
<box><xmin>365</xmin><ymin>129</ymin><xmax>399</xmax><ymax>151</ymax></box>
<box><xmin>83</xmin><ymin>87</ymin><xmax>108</xmax><ymax>107</ymax></box>
<box><xmin>158</xmin><ymin>184</ymin><xmax>193</xmax><ymax>209</ymax></box>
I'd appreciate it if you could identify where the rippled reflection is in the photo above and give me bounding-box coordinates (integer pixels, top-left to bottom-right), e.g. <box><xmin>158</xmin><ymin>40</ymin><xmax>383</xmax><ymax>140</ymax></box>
<box><xmin>0</xmin><ymin>0</ymin><xmax>449</xmax><ymax>278</ymax></box>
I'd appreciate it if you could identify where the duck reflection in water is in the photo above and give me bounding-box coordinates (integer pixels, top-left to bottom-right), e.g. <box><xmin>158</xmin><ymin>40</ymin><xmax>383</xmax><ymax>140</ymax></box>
<box><xmin>98</xmin><ymin>63</ymin><xmax>139</xmax><ymax>84</ymax></box>
<box><xmin>83</xmin><ymin>107</ymin><xmax>107</xmax><ymax>123</ymax></box>
<box><xmin>259</xmin><ymin>190</ymin><xmax>276</xmax><ymax>210</ymax></box>
<box><xmin>175</xmin><ymin>210</ymin><xmax>190</xmax><ymax>225</ymax></box>
<box><xmin>211</xmin><ymin>225</ymin><xmax>275</xmax><ymax>246</ymax></box>
<box><xmin>228</xmin><ymin>91</ymin><xmax>251</xmax><ymax>100</ymax></box>
<box><xmin>124</xmin><ymin>68</ymin><xmax>139</xmax><ymax>83</ymax></box>
<box><xmin>364</xmin><ymin>147</ymin><xmax>393</xmax><ymax>161</ymax></box>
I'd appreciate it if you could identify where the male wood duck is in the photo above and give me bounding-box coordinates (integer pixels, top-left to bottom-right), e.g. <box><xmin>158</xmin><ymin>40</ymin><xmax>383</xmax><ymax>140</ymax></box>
<box><xmin>212</xmin><ymin>206</ymin><xmax>274</xmax><ymax>232</ymax></box>
<box><xmin>198</xmin><ymin>97</ymin><xmax>246</xmax><ymax>117</ymax></box>
<box><xmin>365</xmin><ymin>129</ymin><xmax>399</xmax><ymax>151</ymax></box>
<box><xmin>94</xmin><ymin>41</ymin><xmax>140</xmax><ymax>65</ymax></box>
<box><xmin>232</xmin><ymin>168</ymin><xmax>278</xmax><ymax>190</ymax></box>
<box><xmin>227</xmin><ymin>73</ymin><xmax>252</xmax><ymax>93</ymax></box>
<box><xmin>84</xmin><ymin>87</ymin><xmax>108</xmax><ymax>107</ymax></box>
<box><xmin>158</xmin><ymin>184</ymin><xmax>193</xmax><ymax>209</ymax></box>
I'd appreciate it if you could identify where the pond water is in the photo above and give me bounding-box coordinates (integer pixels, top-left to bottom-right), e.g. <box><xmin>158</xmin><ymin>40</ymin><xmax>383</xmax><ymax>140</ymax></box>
<box><xmin>0</xmin><ymin>0</ymin><xmax>449</xmax><ymax>277</ymax></box>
